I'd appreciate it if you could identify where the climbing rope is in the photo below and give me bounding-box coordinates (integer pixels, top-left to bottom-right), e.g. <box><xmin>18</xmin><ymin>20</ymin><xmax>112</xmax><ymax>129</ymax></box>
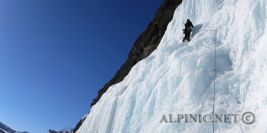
<box><xmin>202</xmin><ymin>26</ymin><xmax>223</xmax><ymax>133</ymax></box>
<box><xmin>181</xmin><ymin>26</ymin><xmax>224</xmax><ymax>133</ymax></box>
<box><xmin>213</xmin><ymin>29</ymin><xmax>217</xmax><ymax>133</ymax></box>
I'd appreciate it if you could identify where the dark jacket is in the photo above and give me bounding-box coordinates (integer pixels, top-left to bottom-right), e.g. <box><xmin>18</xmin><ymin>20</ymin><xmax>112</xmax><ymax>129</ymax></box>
<box><xmin>183</xmin><ymin>21</ymin><xmax>194</xmax><ymax>34</ymax></box>
<box><xmin>185</xmin><ymin>21</ymin><xmax>194</xmax><ymax>29</ymax></box>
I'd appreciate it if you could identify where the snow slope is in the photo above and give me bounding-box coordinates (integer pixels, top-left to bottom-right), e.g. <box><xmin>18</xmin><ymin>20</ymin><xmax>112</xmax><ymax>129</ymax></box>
<box><xmin>77</xmin><ymin>0</ymin><xmax>267</xmax><ymax>133</ymax></box>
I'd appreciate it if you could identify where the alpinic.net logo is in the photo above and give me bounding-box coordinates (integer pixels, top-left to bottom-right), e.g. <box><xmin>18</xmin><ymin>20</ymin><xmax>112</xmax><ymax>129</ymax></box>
<box><xmin>160</xmin><ymin>112</ymin><xmax>255</xmax><ymax>125</ymax></box>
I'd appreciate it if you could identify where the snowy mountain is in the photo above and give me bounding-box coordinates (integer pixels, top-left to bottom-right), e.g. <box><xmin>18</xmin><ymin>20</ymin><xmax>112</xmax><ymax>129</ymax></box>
<box><xmin>47</xmin><ymin>129</ymin><xmax>72</xmax><ymax>133</ymax></box>
<box><xmin>0</xmin><ymin>122</ymin><xmax>28</xmax><ymax>133</ymax></box>
<box><xmin>76</xmin><ymin>0</ymin><xmax>267</xmax><ymax>133</ymax></box>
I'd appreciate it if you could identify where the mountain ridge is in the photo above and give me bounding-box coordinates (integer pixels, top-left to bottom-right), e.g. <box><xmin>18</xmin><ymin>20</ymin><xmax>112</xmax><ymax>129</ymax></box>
<box><xmin>0</xmin><ymin>122</ymin><xmax>28</xmax><ymax>133</ymax></box>
<box><xmin>47</xmin><ymin>129</ymin><xmax>72</xmax><ymax>133</ymax></box>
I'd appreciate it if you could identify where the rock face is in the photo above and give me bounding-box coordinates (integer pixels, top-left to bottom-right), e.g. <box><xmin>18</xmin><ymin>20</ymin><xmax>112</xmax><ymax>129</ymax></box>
<box><xmin>73</xmin><ymin>0</ymin><xmax>182</xmax><ymax>132</ymax></box>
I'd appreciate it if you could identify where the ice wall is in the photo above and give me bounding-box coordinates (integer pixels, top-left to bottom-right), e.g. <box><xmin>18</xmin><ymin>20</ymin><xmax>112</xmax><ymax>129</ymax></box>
<box><xmin>77</xmin><ymin>0</ymin><xmax>267</xmax><ymax>132</ymax></box>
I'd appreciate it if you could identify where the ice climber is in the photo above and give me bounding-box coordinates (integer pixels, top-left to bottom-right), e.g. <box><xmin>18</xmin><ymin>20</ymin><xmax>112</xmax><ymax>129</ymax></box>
<box><xmin>183</xmin><ymin>19</ymin><xmax>194</xmax><ymax>42</ymax></box>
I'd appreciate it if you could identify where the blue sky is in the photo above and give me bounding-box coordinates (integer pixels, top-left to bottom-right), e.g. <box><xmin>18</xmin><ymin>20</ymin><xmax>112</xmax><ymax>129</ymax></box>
<box><xmin>0</xmin><ymin>0</ymin><xmax>163</xmax><ymax>132</ymax></box>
